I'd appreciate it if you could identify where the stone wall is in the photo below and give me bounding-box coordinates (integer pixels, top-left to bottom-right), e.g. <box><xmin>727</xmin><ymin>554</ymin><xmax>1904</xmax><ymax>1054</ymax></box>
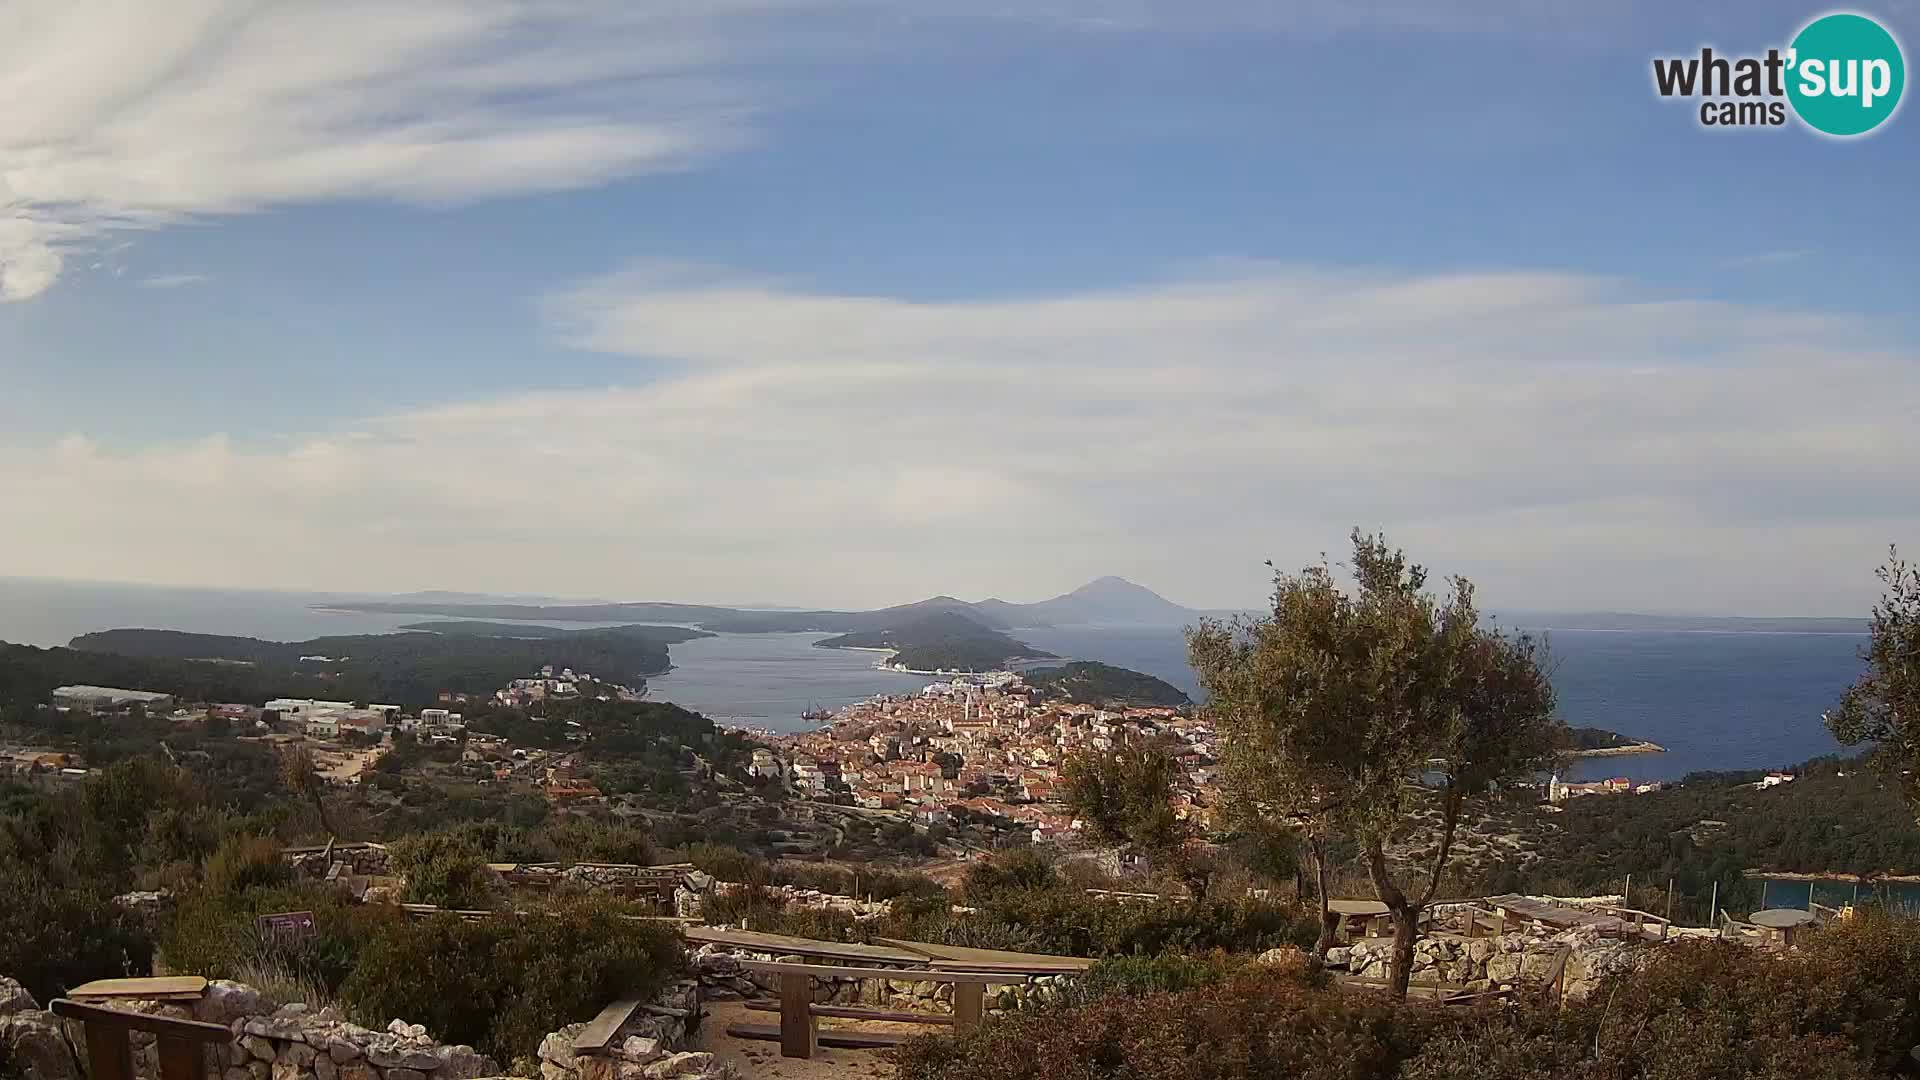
<box><xmin>1328</xmin><ymin>925</ymin><xmax>1643</xmax><ymax>1000</ymax></box>
<box><xmin>285</xmin><ymin>843</ymin><xmax>393</xmax><ymax>880</ymax></box>
<box><xmin>673</xmin><ymin>873</ymin><xmax>890</xmax><ymax>922</ymax></box>
<box><xmin>0</xmin><ymin>975</ymin><xmax>729</xmax><ymax>1080</ymax></box>
<box><xmin>532</xmin><ymin>982</ymin><xmax>735</xmax><ymax>1080</ymax></box>
<box><xmin>687</xmin><ymin>943</ymin><xmax>1074</xmax><ymax>1017</ymax></box>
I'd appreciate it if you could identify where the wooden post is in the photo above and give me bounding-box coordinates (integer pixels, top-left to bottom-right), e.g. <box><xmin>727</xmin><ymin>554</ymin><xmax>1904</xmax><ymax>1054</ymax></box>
<box><xmin>51</xmin><ymin>1000</ymin><xmax>229</xmax><ymax>1080</ymax></box>
<box><xmin>1624</xmin><ymin>873</ymin><xmax>1632</xmax><ymax>907</ymax></box>
<box><xmin>1709</xmin><ymin>882</ymin><xmax>1719</xmax><ymax>931</ymax></box>
<box><xmin>83</xmin><ymin>1021</ymin><xmax>135</xmax><ymax>1080</ymax></box>
<box><xmin>953</xmin><ymin>981</ymin><xmax>985</xmax><ymax>1033</ymax></box>
<box><xmin>156</xmin><ymin>1036</ymin><xmax>206</xmax><ymax>1080</ymax></box>
<box><xmin>778</xmin><ymin>972</ymin><xmax>816</xmax><ymax>1059</ymax></box>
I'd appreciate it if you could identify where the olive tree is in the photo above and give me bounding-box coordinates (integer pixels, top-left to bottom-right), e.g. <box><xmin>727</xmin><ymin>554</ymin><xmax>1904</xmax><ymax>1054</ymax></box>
<box><xmin>1061</xmin><ymin>736</ymin><xmax>1189</xmax><ymax>875</ymax></box>
<box><xmin>1190</xmin><ymin>530</ymin><xmax>1562</xmax><ymax>997</ymax></box>
<box><xmin>1827</xmin><ymin>547</ymin><xmax>1920</xmax><ymax>820</ymax></box>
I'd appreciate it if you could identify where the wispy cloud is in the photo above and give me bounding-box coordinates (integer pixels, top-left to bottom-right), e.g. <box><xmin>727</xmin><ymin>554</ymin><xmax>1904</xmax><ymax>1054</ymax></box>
<box><xmin>0</xmin><ymin>0</ymin><xmax>828</xmax><ymax>301</ymax></box>
<box><xmin>138</xmin><ymin>273</ymin><xmax>211</xmax><ymax>289</ymax></box>
<box><xmin>3</xmin><ymin>262</ymin><xmax>1912</xmax><ymax>613</ymax></box>
<box><xmin>0</xmin><ymin>0</ymin><xmax>1729</xmax><ymax>303</ymax></box>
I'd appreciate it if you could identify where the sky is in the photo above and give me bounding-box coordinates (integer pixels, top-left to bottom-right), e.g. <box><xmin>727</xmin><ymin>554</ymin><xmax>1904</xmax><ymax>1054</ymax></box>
<box><xmin>1</xmin><ymin>0</ymin><xmax>1915</xmax><ymax>616</ymax></box>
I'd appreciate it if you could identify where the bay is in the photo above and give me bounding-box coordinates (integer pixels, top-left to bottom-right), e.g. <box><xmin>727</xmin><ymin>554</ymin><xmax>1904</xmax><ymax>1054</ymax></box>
<box><xmin>0</xmin><ymin>579</ymin><xmax>1873</xmax><ymax>781</ymax></box>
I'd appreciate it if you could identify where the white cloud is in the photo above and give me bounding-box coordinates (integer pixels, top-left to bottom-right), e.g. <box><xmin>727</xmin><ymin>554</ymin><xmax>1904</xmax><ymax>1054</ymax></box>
<box><xmin>0</xmin><ymin>0</ymin><xmax>828</xmax><ymax>300</ymax></box>
<box><xmin>2</xmin><ymin>262</ymin><xmax>1913</xmax><ymax>614</ymax></box>
<box><xmin>0</xmin><ymin>0</ymin><xmax>1718</xmax><ymax>302</ymax></box>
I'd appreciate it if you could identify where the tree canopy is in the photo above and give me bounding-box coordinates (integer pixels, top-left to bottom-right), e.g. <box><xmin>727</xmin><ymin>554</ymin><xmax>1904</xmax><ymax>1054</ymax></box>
<box><xmin>1826</xmin><ymin>546</ymin><xmax>1920</xmax><ymax>822</ymax></box>
<box><xmin>1190</xmin><ymin>530</ymin><xmax>1563</xmax><ymax>998</ymax></box>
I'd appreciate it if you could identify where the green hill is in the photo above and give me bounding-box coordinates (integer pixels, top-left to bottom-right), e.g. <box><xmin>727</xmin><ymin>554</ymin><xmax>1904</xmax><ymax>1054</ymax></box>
<box><xmin>1022</xmin><ymin>661</ymin><xmax>1191</xmax><ymax>707</ymax></box>
<box><xmin>815</xmin><ymin>612</ymin><xmax>1055</xmax><ymax>672</ymax></box>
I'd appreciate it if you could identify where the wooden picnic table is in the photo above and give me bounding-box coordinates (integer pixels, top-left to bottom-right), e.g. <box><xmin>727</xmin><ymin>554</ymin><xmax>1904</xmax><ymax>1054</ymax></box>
<box><xmin>1749</xmin><ymin>908</ymin><xmax>1817</xmax><ymax>946</ymax></box>
<box><xmin>1485</xmin><ymin>894</ymin><xmax>1631</xmax><ymax>935</ymax></box>
<box><xmin>1328</xmin><ymin>899</ymin><xmax>1393</xmax><ymax>939</ymax></box>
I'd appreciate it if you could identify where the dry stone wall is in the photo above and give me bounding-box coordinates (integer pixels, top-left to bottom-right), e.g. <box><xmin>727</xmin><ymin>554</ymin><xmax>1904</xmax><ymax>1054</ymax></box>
<box><xmin>1327</xmin><ymin>925</ymin><xmax>1643</xmax><ymax>1000</ymax></box>
<box><xmin>688</xmin><ymin>943</ymin><xmax>1074</xmax><ymax>1016</ymax></box>
<box><xmin>0</xmin><ymin>975</ymin><xmax>732</xmax><ymax>1080</ymax></box>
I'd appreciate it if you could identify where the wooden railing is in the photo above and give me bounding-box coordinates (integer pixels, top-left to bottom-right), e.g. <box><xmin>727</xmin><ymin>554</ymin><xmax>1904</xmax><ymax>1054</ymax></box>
<box><xmin>50</xmin><ymin>999</ymin><xmax>232</xmax><ymax>1080</ymax></box>
<box><xmin>728</xmin><ymin>960</ymin><xmax>1026</xmax><ymax>1059</ymax></box>
<box><xmin>1600</xmin><ymin>906</ymin><xmax>1672</xmax><ymax>941</ymax></box>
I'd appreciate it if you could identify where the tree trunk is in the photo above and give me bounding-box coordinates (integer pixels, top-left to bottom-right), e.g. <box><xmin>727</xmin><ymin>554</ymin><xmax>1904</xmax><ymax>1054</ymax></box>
<box><xmin>1365</xmin><ymin>841</ymin><xmax>1418</xmax><ymax>1001</ymax></box>
<box><xmin>1307</xmin><ymin>835</ymin><xmax>1339</xmax><ymax>962</ymax></box>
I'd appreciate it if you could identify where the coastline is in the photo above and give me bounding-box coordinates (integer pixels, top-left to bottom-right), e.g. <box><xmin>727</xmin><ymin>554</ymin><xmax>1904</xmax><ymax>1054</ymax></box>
<box><xmin>1568</xmin><ymin>740</ymin><xmax>1667</xmax><ymax>758</ymax></box>
<box><xmin>1746</xmin><ymin>869</ymin><xmax>1920</xmax><ymax>884</ymax></box>
<box><xmin>815</xmin><ymin>640</ymin><xmax>1046</xmax><ymax>678</ymax></box>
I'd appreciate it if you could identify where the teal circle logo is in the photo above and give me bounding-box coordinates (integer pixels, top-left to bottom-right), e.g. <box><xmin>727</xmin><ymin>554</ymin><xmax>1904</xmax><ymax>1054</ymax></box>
<box><xmin>1787</xmin><ymin>13</ymin><xmax>1905</xmax><ymax>136</ymax></box>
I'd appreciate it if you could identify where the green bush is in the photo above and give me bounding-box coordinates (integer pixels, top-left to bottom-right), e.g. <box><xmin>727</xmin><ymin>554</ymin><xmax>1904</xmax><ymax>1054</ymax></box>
<box><xmin>1068</xmin><ymin>951</ymin><xmax>1242</xmax><ymax>1003</ymax></box>
<box><xmin>389</xmin><ymin>830</ymin><xmax>501</xmax><ymax>910</ymax></box>
<box><xmin>0</xmin><ymin>855</ymin><xmax>152</xmax><ymax>1003</ymax></box>
<box><xmin>896</xmin><ymin>968</ymin><xmax>1428</xmax><ymax>1080</ymax></box>
<box><xmin>339</xmin><ymin>897</ymin><xmax>684</xmax><ymax>1062</ymax></box>
<box><xmin>159</xmin><ymin>885</ymin><xmax>402</xmax><ymax>996</ymax></box>
<box><xmin>203</xmin><ymin>835</ymin><xmax>293</xmax><ymax>896</ymax></box>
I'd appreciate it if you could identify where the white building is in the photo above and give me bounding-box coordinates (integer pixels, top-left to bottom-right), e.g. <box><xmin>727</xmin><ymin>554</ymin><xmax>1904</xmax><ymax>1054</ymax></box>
<box><xmin>52</xmin><ymin>686</ymin><xmax>174</xmax><ymax>711</ymax></box>
<box><xmin>266</xmin><ymin>698</ymin><xmax>354</xmax><ymax>720</ymax></box>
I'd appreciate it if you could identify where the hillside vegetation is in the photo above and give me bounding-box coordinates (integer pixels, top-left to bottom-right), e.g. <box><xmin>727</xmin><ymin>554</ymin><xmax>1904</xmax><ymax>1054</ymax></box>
<box><xmin>815</xmin><ymin>612</ymin><xmax>1056</xmax><ymax>672</ymax></box>
<box><xmin>1023</xmin><ymin>661</ymin><xmax>1191</xmax><ymax>707</ymax></box>
<box><xmin>0</xmin><ymin>624</ymin><xmax>706</xmax><ymax>708</ymax></box>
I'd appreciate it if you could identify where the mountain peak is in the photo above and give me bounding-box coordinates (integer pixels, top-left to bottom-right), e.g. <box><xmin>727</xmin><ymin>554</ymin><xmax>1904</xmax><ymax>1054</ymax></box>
<box><xmin>1069</xmin><ymin>575</ymin><xmax>1157</xmax><ymax>596</ymax></box>
<box><xmin>1028</xmin><ymin>576</ymin><xmax>1196</xmax><ymax>625</ymax></box>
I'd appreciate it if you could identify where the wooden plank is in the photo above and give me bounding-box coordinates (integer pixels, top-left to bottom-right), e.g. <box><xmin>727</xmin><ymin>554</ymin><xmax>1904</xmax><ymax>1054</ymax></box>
<box><xmin>50</xmin><ymin>1000</ymin><xmax>232</xmax><ymax>1043</ymax></box>
<box><xmin>570</xmin><ymin>998</ymin><xmax>644</xmax><ymax>1055</ymax></box>
<box><xmin>779</xmin><ymin>972</ymin><xmax>816</xmax><ymax>1059</ymax></box>
<box><xmin>68</xmin><ymin>977</ymin><xmax>208</xmax><ymax>1001</ymax></box>
<box><xmin>875</xmin><ymin>938</ymin><xmax>1094</xmax><ymax>973</ymax></box>
<box><xmin>738</xmin><ymin>961</ymin><xmax>1014</xmax><ymax>984</ymax></box>
<box><xmin>726</xmin><ymin>1023</ymin><xmax>911</xmax><ymax>1051</ymax></box>
<box><xmin>745</xmin><ymin>1002</ymin><xmax>956</xmax><ymax>1025</ymax></box>
<box><xmin>921</xmin><ymin>964</ymin><xmax>1066</xmax><ymax>980</ymax></box>
<box><xmin>684</xmin><ymin>926</ymin><xmax>929</xmax><ymax>965</ymax></box>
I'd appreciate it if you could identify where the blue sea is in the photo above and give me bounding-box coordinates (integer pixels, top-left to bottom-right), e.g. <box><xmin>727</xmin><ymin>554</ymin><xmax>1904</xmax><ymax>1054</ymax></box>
<box><xmin>0</xmin><ymin>578</ymin><xmax>1870</xmax><ymax>782</ymax></box>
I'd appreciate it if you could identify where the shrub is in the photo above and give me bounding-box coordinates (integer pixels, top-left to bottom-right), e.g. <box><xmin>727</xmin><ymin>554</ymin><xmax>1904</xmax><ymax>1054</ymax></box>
<box><xmin>1067</xmin><ymin>951</ymin><xmax>1242</xmax><ymax>1004</ymax></box>
<box><xmin>159</xmin><ymin>884</ymin><xmax>402</xmax><ymax>997</ymax></box>
<box><xmin>203</xmin><ymin>835</ymin><xmax>293</xmax><ymax>896</ymax></box>
<box><xmin>895</xmin><ymin>969</ymin><xmax>1430</xmax><ymax>1080</ymax></box>
<box><xmin>339</xmin><ymin>897</ymin><xmax>684</xmax><ymax>1062</ymax></box>
<box><xmin>901</xmin><ymin>912</ymin><xmax>1920</xmax><ymax>1080</ymax></box>
<box><xmin>389</xmin><ymin>830</ymin><xmax>501</xmax><ymax>910</ymax></box>
<box><xmin>0</xmin><ymin>855</ymin><xmax>153</xmax><ymax>1003</ymax></box>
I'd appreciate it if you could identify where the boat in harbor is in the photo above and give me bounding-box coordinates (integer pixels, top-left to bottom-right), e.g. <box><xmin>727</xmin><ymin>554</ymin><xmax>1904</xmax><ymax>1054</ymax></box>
<box><xmin>799</xmin><ymin>703</ymin><xmax>833</xmax><ymax>722</ymax></box>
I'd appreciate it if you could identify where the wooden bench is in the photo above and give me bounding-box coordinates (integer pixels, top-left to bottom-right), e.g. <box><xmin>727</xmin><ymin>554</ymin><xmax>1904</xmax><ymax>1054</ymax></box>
<box><xmin>51</xmin><ymin>999</ymin><xmax>232</xmax><ymax>1080</ymax></box>
<box><xmin>726</xmin><ymin>961</ymin><xmax>1024</xmax><ymax>1059</ymax></box>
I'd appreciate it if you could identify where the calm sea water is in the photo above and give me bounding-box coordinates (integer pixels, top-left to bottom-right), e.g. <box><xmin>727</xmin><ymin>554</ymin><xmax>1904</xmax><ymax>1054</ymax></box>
<box><xmin>0</xmin><ymin>579</ymin><xmax>1870</xmax><ymax>781</ymax></box>
<box><xmin>1024</xmin><ymin>624</ymin><xmax>1867</xmax><ymax>783</ymax></box>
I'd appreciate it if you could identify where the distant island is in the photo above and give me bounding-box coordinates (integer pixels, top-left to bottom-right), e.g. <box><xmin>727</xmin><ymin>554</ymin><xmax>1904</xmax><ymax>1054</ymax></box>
<box><xmin>1565</xmin><ymin>726</ymin><xmax>1666</xmax><ymax>757</ymax></box>
<box><xmin>1022</xmin><ymin>661</ymin><xmax>1191</xmax><ymax>708</ymax></box>
<box><xmin>313</xmin><ymin>575</ymin><xmax>1213</xmax><ymax>631</ymax></box>
<box><xmin>814</xmin><ymin>612</ymin><xmax>1057</xmax><ymax>673</ymax></box>
<box><xmin>13</xmin><ymin>624</ymin><xmax>712</xmax><ymax>708</ymax></box>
